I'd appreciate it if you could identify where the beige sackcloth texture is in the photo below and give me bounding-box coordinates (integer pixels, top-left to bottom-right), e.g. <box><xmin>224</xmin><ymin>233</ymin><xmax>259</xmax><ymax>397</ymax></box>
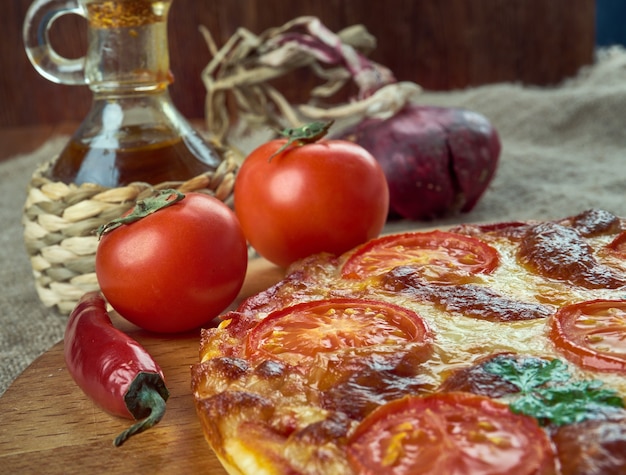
<box><xmin>1</xmin><ymin>47</ymin><xmax>625</xmax><ymax>396</ymax></box>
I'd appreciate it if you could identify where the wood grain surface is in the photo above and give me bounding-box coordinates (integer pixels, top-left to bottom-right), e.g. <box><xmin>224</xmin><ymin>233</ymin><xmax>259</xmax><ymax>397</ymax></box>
<box><xmin>3</xmin><ymin>0</ymin><xmax>594</xmax><ymax>127</ymax></box>
<box><xmin>0</xmin><ymin>258</ymin><xmax>285</xmax><ymax>475</ymax></box>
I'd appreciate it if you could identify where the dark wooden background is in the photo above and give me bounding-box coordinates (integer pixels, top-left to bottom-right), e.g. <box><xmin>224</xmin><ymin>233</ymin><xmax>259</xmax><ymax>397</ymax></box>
<box><xmin>2</xmin><ymin>0</ymin><xmax>595</xmax><ymax>128</ymax></box>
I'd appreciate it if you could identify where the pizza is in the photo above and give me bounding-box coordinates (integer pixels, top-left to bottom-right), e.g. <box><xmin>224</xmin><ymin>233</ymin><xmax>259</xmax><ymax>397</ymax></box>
<box><xmin>191</xmin><ymin>208</ymin><xmax>626</xmax><ymax>475</ymax></box>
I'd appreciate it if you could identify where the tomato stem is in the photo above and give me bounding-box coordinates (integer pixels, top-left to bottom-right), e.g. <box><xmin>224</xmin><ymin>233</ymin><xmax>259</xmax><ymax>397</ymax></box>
<box><xmin>97</xmin><ymin>189</ymin><xmax>185</xmax><ymax>238</ymax></box>
<box><xmin>269</xmin><ymin>120</ymin><xmax>334</xmax><ymax>161</ymax></box>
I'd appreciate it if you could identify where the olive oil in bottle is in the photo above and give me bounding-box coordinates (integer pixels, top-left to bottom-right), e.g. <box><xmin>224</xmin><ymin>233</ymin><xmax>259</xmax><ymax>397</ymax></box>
<box><xmin>25</xmin><ymin>0</ymin><xmax>222</xmax><ymax>187</ymax></box>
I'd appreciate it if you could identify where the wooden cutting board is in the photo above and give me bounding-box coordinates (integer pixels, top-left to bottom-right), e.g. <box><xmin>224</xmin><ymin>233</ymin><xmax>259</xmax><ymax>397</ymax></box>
<box><xmin>0</xmin><ymin>258</ymin><xmax>285</xmax><ymax>474</ymax></box>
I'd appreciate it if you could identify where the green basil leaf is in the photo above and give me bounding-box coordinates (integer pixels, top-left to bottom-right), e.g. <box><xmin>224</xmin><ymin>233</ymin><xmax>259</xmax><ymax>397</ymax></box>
<box><xmin>484</xmin><ymin>355</ymin><xmax>624</xmax><ymax>426</ymax></box>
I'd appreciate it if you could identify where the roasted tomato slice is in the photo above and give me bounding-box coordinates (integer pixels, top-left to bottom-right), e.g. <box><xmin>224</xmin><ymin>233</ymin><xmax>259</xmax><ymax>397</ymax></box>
<box><xmin>550</xmin><ymin>299</ymin><xmax>626</xmax><ymax>373</ymax></box>
<box><xmin>341</xmin><ymin>231</ymin><xmax>499</xmax><ymax>283</ymax></box>
<box><xmin>347</xmin><ymin>392</ymin><xmax>556</xmax><ymax>475</ymax></box>
<box><xmin>245</xmin><ymin>298</ymin><xmax>432</xmax><ymax>366</ymax></box>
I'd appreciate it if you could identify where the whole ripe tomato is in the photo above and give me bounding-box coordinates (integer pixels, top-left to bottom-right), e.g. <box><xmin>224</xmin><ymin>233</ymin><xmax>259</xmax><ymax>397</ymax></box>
<box><xmin>95</xmin><ymin>191</ymin><xmax>248</xmax><ymax>333</ymax></box>
<box><xmin>234</xmin><ymin>124</ymin><xmax>390</xmax><ymax>268</ymax></box>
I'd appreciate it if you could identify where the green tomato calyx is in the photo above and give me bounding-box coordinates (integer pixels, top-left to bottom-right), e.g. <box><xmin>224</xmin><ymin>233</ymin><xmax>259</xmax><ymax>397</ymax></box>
<box><xmin>97</xmin><ymin>189</ymin><xmax>185</xmax><ymax>238</ymax></box>
<box><xmin>269</xmin><ymin>120</ymin><xmax>334</xmax><ymax>161</ymax></box>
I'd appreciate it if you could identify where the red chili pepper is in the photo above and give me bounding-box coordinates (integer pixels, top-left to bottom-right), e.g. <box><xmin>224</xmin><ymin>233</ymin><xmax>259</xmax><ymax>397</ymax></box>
<box><xmin>64</xmin><ymin>291</ymin><xmax>169</xmax><ymax>446</ymax></box>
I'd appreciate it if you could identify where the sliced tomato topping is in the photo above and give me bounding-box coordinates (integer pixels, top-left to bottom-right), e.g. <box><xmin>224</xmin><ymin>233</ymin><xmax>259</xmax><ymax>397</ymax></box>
<box><xmin>347</xmin><ymin>392</ymin><xmax>555</xmax><ymax>475</ymax></box>
<box><xmin>245</xmin><ymin>298</ymin><xmax>432</xmax><ymax>366</ymax></box>
<box><xmin>550</xmin><ymin>299</ymin><xmax>626</xmax><ymax>373</ymax></box>
<box><xmin>341</xmin><ymin>231</ymin><xmax>499</xmax><ymax>283</ymax></box>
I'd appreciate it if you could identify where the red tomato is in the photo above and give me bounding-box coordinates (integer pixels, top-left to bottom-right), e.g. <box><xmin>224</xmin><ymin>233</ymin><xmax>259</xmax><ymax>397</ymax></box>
<box><xmin>234</xmin><ymin>139</ymin><xmax>389</xmax><ymax>268</ymax></box>
<box><xmin>245</xmin><ymin>298</ymin><xmax>433</xmax><ymax>367</ymax></box>
<box><xmin>347</xmin><ymin>392</ymin><xmax>556</xmax><ymax>475</ymax></box>
<box><xmin>341</xmin><ymin>230</ymin><xmax>499</xmax><ymax>283</ymax></box>
<box><xmin>95</xmin><ymin>192</ymin><xmax>248</xmax><ymax>333</ymax></box>
<box><xmin>550</xmin><ymin>299</ymin><xmax>626</xmax><ymax>373</ymax></box>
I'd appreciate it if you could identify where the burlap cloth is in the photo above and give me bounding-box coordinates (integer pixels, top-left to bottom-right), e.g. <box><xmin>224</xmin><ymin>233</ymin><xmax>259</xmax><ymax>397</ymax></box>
<box><xmin>2</xmin><ymin>47</ymin><xmax>625</xmax><ymax>396</ymax></box>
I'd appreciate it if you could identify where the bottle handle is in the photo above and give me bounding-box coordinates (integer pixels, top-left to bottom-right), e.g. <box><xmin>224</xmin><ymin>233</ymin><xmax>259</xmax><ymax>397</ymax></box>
<box><xmin>23</xmin><ymin>0</ymin><xmax>87</xmax><ymax>85</ymax></box>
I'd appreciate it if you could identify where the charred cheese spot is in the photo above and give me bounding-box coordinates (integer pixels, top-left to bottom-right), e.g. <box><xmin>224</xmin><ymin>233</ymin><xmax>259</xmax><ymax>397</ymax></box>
<box><xmin>255</xmin><ymin>359</ymin><xmax>287</xmax><ymax>379</ymax></box>
<box><xmin>289</xmin><ymin>415</ymin><xmax>351</xmax><ymax>445</ymax></box>
<box><xmin>450</xmin><ymin>221</ymin><xmax>534</xmax><ymax>241</ymax></box>
<box><xmin>320</xmin><ymin>367</ymin><xmax>431</xmax><ymax>420</ymax></box>
<box><xmin>518</xmin><ymin>222</ymin><xmax>626</xmax><ymax>289</ymax></box>
<box><xmin>198</xmin><ymin>391</ymin><xmax>274</xmax><ymax>422</ymax></box>
<box><xmin>438</xmin><ymin>353</ymin><xmax>523</xmax><ymax>397</ymax></box>
<box><xmin>568</xmin><ymin>209</ymin><xmax>622</xmax><ymax>237</ymax></box>
<box><xmin>551</xmin><ymin>412</ymin><xmax>626</xmax><ymax>475</ymax></box>
<box><xmin>382</xmin><ymin>266</ymin><xmax>553</xmax><ymax>322</ymax></box>
<box><xmin>283</xmin><ymin>416</ymin><xmax>354</xmax><ymax>474</ymax></box>
<box><xmin>191</xmin><ymin>357</ymin><xmax>250</xmax><ymax>397</ymax></box>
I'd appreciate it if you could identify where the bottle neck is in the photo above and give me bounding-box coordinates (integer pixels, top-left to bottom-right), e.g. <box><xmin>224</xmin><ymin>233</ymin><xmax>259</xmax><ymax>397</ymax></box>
<box><xmin>84</xmin><ymin>0</ymin><xmax>173</xmax><ymax>93</ymax></box>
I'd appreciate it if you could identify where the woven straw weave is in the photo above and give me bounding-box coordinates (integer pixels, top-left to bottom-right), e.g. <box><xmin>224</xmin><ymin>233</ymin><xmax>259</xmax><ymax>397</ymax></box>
<box><xmin>22</xmin><ymin>154</ymin><xmax>238</xmax><ymax>315</ymax></box>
